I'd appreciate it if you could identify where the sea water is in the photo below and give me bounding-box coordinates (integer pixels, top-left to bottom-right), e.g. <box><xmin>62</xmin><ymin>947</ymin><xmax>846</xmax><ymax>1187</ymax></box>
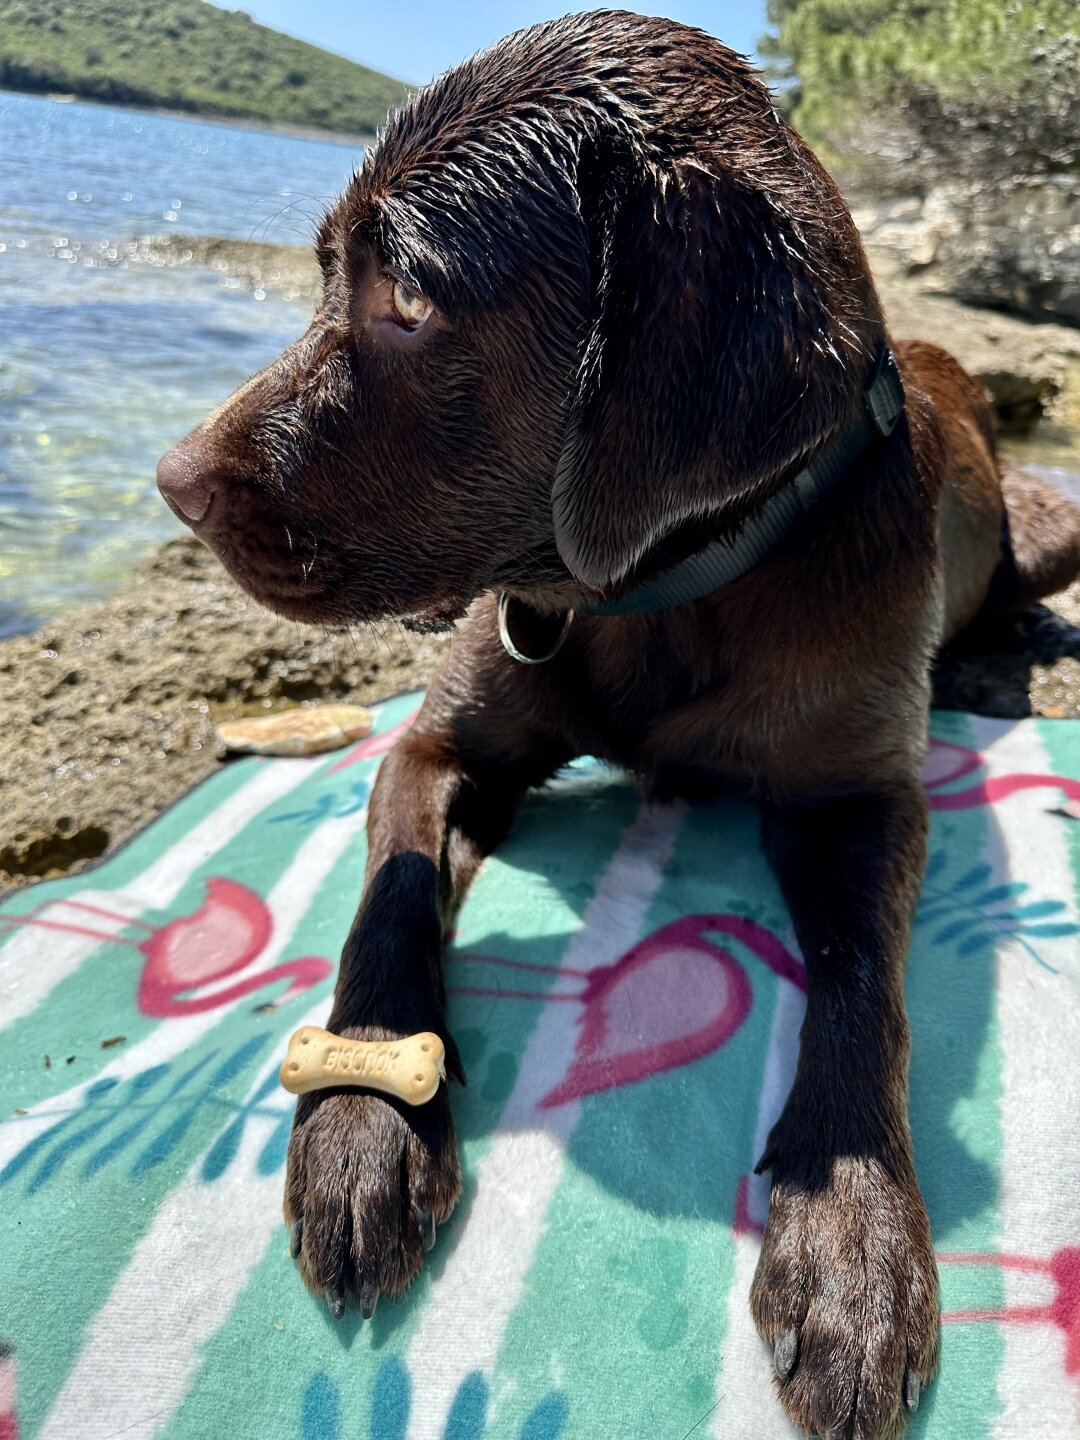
<box><xmin>0</xmin><ymin>90</ymin><xmax>360</xmax><ymax>637</ymax></box>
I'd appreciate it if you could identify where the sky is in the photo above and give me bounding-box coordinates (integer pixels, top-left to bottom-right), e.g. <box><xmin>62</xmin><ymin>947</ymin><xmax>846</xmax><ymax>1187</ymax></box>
<box><xmin>209</xmin><ymin>2</ymin><xmax>769</xmax><ymax>88</ymax></box>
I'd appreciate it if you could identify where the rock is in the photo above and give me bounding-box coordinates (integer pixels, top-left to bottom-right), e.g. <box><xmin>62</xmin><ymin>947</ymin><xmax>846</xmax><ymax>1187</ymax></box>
<box><xmin>933</xmin><ymin>582</ymin><xmax>1080</xmax><ymax>720</ymax></box>
<box><xmin>124</xmin><ymin>232</ymin><xmax>321</xmax><ymax>305</ymax></box>
<box><xmin>939</xmin><ymin>177</ymin><xmax>1080</xmax><ymax>327</ymax></box>
<box><xmin>876</xmin><ymin>276</ymin><xmax>1080</xmax><ymax>431</ymax></box>
<box><xmin>855</xmin><ymin>179</ymin><xmax>1080</xmax><ymax>328</ymax></box>
<box><xmin>0</xmin><ymin>538</ymin><xmax>451</xmax><ymax>890</ymax></box>
<box><xmin>216</xmin><ymin>703</ymin><xmax>372</xmax><ymax>755</ymax></box>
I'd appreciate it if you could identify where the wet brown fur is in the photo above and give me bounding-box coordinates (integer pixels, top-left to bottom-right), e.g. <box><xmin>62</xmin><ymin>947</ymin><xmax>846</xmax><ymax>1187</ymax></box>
<box><xmin>158</xmin><ymin>13</ymin><xmax>1080</xmax><ymax>1438</ymax></box>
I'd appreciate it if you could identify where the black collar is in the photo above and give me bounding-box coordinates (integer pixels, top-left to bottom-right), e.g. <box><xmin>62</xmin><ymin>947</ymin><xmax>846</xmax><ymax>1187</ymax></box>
<box><xmin>580</xmin><ymin>345</ymin><xmax>905</xmax><ymax>617</ymax></box>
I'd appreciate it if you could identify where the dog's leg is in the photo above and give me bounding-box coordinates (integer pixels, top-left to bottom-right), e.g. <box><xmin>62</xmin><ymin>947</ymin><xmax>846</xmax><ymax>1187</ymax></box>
<box><xmin>983</xmin><ymin>465</ymin><xmax>1080</xmax><ymax>616</ymax></box>
<box><xmin>752</xmin><ymin>785</ymin><xmax>940</xmax><ymax>1440</ymax></box>
<box><xmin>284</xmin><ymin>716</ymin><xmax>565</xmax><ymax>1317</ymax></box>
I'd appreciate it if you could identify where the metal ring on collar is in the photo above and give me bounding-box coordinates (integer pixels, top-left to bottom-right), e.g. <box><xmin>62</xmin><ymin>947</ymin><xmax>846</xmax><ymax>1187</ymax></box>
<box><xmin>497</xmin><ymin>592</ymin><xmax>575</xmax><ymax>665</ymax></box>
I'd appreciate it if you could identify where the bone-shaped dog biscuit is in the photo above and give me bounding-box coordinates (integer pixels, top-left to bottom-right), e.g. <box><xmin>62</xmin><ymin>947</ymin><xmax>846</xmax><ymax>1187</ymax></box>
<box><xmin>279</xmin><ymin>1027</ymin><xmax>446</xmax><ymax>1105</ymax></box>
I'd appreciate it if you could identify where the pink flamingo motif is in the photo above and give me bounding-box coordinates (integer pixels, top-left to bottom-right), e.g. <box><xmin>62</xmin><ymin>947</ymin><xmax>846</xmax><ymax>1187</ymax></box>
<box><xmin>0</xmin><ymin>880</ymin><xmax>331</xmax><ymax>1017</ymax></box>
<box><xmin>0</xmin><ymin>716</ymin><xmax>419</xmax><ymax>1014</ymax></box>
<box><xmin>341</xmin><ymin>729</ymin><xmax>1069</xmax><ymax>1104</ymax></box>
<box><xmin>450</xmin><ymin>914</ymin><xmax>805</xmax><ymax>1107</ymax></box>
<box><xmin>0</xmin><ymin>1342</ymin><xmax>16</xmax><ymax>1440</ymax></box>
<box><xmin>922</xmin><ymin>737</ymin><xmax>1080</xmax><ymax>811</ymax></box>
<box><xmin>939</xmin><ymin>1248</ymin><xmax>1080</xmax><ymax>1374</ymax></box>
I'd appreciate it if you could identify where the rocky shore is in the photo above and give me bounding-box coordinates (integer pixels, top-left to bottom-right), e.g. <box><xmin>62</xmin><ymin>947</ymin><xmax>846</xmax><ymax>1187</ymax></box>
<box><xmin>3</xmin><ymin>226</ymin><xmax>1080</xmax><ymax>893</ymax></box>
<box><xmin>0</xmin><ymin>539</ymin><xmax>450</xmax><ymax>889</ymax></box>
<box><xmin>853</xmin><ymin>178</ymin><xmax>1080</xmax><ymax>329</ymax></box>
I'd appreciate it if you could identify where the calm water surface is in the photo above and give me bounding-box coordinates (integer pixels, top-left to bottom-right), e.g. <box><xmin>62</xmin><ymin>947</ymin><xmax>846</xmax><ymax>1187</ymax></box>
<box><xmin>0</xmin><ymin>91</ymin><xmax>361</xmax><ymax>637</ymax></box>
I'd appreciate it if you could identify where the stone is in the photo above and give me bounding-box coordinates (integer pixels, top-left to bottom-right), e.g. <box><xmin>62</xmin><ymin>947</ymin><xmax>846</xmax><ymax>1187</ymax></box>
<box><xmin>0</xmin><ymin>537</ymin><xmax>451</xmax><ymax>889</ymax></box>
<box><xmin>876</xmin><ymin>276</ymin><xmax>1080</xmax><ymax>431</ymax></box>
<box><xmin>215</xmin><ymin>704</ymin><xmax>374</xmax><ymax>756</ymax></box>
<box><xmin>854</xmin><ymin>179</ymin><xmax>1080</xmax><ymax>328</ymax></box>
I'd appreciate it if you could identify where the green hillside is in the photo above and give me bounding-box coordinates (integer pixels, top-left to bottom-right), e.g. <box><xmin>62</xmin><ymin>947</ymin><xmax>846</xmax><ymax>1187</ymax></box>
<box><xmin>0</xmin><ymin>0</ymin><xmax>409</xmax><ymax>136</ymax></box>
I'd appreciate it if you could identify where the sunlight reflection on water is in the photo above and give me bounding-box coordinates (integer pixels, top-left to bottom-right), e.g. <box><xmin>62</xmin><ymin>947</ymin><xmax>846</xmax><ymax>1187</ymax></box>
<box><xmin>0</xmin><ymin>90</ymin><xmax>361</xmax><ymax>637</ymax></box>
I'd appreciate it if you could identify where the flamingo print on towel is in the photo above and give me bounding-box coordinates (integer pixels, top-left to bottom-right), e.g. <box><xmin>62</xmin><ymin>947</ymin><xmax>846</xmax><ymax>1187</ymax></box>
<box><xmin>0</xmin><ymin>879</ymin><xmax>331</xmax><ymax>1017</ymax></box>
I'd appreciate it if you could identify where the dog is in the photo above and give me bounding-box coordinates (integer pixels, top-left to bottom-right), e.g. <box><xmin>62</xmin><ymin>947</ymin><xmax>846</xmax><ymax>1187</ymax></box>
<box><xmin>157</xmin><ymin>12</ymin><xmax>1080</xmax><ymax>1436</ymax></box>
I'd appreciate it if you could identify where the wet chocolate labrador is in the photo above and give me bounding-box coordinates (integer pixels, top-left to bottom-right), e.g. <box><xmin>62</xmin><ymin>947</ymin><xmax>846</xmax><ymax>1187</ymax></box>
<box><xmin>158</xmin><ymin>11</ymin><xmax>1080</xmax><ymax>1437</ymax></box>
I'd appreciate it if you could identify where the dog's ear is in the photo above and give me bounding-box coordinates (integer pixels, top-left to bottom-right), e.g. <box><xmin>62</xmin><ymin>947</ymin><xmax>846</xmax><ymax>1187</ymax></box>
<box><xmin>551</xmin><ymin>140</ymin><xmax>858</xmax><ymax>591</ymax></box>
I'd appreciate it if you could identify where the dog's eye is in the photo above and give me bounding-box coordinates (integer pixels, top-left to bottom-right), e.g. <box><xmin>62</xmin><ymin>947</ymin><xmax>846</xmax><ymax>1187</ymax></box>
<box><xmin>391</xmin><ymin>280</ymin><xmax>433</xmax><ymax>330</ymax></box>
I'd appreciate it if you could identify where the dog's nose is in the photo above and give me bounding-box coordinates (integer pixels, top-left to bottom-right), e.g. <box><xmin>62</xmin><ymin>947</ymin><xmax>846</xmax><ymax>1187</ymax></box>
<box><xmin>156</xmin><ymin>441</ymin><xmax>218</xmax><ymax>525</ymax></box>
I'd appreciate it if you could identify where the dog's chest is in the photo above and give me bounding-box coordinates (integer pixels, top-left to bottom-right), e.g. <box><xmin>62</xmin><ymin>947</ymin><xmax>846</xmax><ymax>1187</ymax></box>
<box><xmin>576</xmin><ymin>645</ymin><xmax>746</xmax><ymax>777</ymax></box>
<box><xmin>574</xmin><ymin>620</ymin><xmax>860</xmax><ymax>796</ymax></box>
<box><xmin>595</xmin><ymin>690</ymin><xmax>781</xmax><ymax>791</ymax></box>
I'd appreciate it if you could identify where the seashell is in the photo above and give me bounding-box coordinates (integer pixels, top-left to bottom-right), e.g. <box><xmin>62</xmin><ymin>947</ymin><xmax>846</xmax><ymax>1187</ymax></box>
<box><xmin>215</xmin><ymin>704</ymin><xmax>373</xmax><ymax>756</ymax></box>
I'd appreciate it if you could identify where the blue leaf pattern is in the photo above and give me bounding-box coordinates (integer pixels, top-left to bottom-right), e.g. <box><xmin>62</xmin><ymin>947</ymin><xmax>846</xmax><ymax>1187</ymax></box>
<box><xmin>953</xmin><ymin>864</ymin><xmax>994</xmax><ymax>892</ymax></box>
<box><xmin>2</xmin><ymin>1037</ymin><xmax>285</xmax><ymax>1194</ymax></box>
<box><xmin>299</xmin><ymin>1363</ymin><xmax>568</xmax><ymax>1440</ymax></box>
<box><xmin>917</xmin><ymin>847</ymin><xmax>1078</xmax><ymax>972</ymax></box>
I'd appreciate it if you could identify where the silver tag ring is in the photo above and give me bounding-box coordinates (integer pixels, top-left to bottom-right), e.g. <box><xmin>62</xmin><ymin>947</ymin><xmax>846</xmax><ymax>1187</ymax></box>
<box><xmin>497</xmin><ymin>592</ymin><xmax>575</xmax><ymax>665</ymax></box>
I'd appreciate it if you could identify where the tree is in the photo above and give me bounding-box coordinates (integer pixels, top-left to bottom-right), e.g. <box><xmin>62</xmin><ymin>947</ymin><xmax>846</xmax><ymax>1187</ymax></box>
<box><xmin>761</xmin><ymin>0</ymin><xmax>1079</xmax><ymax>183</ymax></box>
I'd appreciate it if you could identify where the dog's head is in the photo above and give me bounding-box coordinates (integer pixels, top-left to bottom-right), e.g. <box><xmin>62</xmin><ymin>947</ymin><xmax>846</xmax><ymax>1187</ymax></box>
<box><xmin>157</xmin><ymin>10</ymin><xmax>883</xmax><ymax>628</ymax></box>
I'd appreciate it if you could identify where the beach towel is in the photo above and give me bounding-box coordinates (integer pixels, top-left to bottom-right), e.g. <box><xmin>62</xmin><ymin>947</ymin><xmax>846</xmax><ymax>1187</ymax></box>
<box><xmin>2</xmin><ymin>692</ymin><xmax>1078</xmax><ymax>1439</ymax></box>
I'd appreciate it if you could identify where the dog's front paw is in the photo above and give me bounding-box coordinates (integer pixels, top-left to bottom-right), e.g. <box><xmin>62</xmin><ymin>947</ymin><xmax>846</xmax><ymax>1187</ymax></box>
<box><xmin>283</xmin><ymin>1025</ymin><xmax>461</xmax><ymax>1318</ymax></box>
<box><xmin>750</xmin><ymin>1155</ymin><xmax>940</xmax><ymax>1440</ymax></box>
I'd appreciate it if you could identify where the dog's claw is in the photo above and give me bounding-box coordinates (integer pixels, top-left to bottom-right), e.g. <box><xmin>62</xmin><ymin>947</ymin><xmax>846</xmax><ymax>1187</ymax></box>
<box><xmin>774</xmin><ymin>1328</ymin><xmax>798</xmax><ymax>1381</ymax></box>
<box><xmin>417</xmin><ymin>1209</ymin><xmax>436</xmax><ymax>1252</ymax></box>
<box><xmin>359</xmin><ymin>1281</ymin><xmax>379</xmax><ymax>1320</ymax></box>
<box><xmin>325</xmin><ymin>1287</ymin><xmax>345</xmax><ymax>1321</ymax></box>
<box><xmin>904</xmin><ymin>1369</ymin><xmax>921</xmax><ymax>1412</ymax></box>
<box><xmin>289</xmin><ymin>1219</ymin><xmax>303</xmax><ymax>1259</ymax></box>
<box><xmin>754</xmin><ymin>1142</ymin><xmax>778</xmax><ymax>1176</ymax></box>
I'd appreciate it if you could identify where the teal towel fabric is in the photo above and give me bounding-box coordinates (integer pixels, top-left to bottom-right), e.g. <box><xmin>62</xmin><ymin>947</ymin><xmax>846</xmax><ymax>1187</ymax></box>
<box><xmin>1</xmin><ymin>693</ymin><xmax>1079</xmax><ymax>1439</ymax></box>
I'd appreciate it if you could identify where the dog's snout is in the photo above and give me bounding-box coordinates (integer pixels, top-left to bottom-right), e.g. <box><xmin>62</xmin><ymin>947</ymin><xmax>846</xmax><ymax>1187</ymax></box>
<box><xmin>156</xmin><ymin>441</ymin><xmax>219</xmax><ymax>525</ymax></box>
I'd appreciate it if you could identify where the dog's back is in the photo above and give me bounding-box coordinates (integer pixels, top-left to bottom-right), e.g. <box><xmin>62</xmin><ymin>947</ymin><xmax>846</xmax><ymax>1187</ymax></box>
<box><xmin>894</xmin><ymin>338</ymin><xmax>1080</xmax><ymax>638</ymax></box>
